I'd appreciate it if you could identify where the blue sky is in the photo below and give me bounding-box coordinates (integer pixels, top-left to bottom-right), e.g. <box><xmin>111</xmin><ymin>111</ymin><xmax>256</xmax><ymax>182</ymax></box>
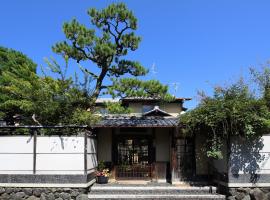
<box><xmin>1</xmin><ymin>0</ymin><xmax>270</xmax><ymax>109</ymax></box>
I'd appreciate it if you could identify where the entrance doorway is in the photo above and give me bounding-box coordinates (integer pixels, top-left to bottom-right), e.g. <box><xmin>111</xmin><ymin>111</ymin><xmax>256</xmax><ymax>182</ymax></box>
<box><xmin>114</xmin><ymin>136</ymin><xmax>153</xmax><ymax>179</ymax></box>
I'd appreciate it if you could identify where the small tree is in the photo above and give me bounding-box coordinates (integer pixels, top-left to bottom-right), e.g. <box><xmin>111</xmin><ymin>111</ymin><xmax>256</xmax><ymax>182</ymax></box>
<box><xmin>181</xmin><ymin>78</ymin><xmax>270</xmax><ymax>159</ymax></box>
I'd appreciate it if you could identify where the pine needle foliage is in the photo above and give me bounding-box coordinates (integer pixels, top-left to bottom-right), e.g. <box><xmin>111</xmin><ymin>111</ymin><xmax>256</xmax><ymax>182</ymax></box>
<box><xmin>52</xmin><ymin>3</ymin><xmax>173</xmax><ymax>101</ymax></box>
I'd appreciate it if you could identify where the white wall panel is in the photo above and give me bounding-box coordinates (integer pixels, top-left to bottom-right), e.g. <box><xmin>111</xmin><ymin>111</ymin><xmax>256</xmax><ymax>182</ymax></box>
<box><xmin>261</xmin><ymin>136</ymin><xmax>270</xmax><ymax>152</ymax></box>
<box><xmin>87</xmin><ymin>154</ymin><xmax>97</xmax><ymax>170</ymax></box>
<box><xmin>0</xmin><ymin>136</ymin><xmax>33</xmax><ymax>153</ymax></box>
<box><xmin>0</xmin><ymin>136</ymin><xmax>92</xmax><ymax>176</ymax></box>
<box><xmin>87</xmin><ymin>138</ymin><xmax>97</xmax><ymax>153</ymax></box>
<box><xmin>230</xmin><ymin>135</ymin><xmax>270</xmax><ymax>175</ymax></box>
<box><xmin>36</xmin><ymin>154</ymin><xmax>84</xmax><ymax>172</ymax></box>
<box><xmin>37</xmin><ymin>136</ymin><xmax>84</xmax><ymax>154</ymax></box>
<box><xmin>0</xmin><ymin>154</ymin><xmax>33</xmax><ymax>173</ymax></box>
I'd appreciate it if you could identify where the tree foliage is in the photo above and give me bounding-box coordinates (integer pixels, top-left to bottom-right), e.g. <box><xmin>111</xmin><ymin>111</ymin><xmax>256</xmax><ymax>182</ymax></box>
<box><xmin>0</xmin><ymin>47</ymin><xmax>98</xmax><ymax>126</ymax></box>
<box><xmin>105</xmin><ymin>102</ymin><xmax>132</xmax><ymax>114</ymax></box>
<box><xmin>181</xmin><ymin>74</ymin><xmax>270</xmax><ymax>159</ymax></box>
<box><xmin>52</xmin><ymin>3</ymin><xmax>172</xmax><ymax>101</ymax></box>
<box><xmin>0</xmin><ymin>46</ymin><xmax>36</xmax><ymax>75</ymax></box>
<box><xmin>0</xmin><ymin>47</ymin><xmax>38</xmax><ymax>122</ymax></box>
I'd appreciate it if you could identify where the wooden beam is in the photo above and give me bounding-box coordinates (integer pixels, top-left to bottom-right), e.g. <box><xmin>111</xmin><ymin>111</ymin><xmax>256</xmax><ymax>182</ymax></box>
<box><xmin>33</xmin><ymin>129</ymin><xmax>37</xmax><ymax>175</ymax></box>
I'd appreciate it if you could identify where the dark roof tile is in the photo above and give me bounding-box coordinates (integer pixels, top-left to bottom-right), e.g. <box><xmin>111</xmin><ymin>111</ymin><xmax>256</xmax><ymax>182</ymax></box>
<box><xmin>94</xmin><ymin>116</ymin><xmax>179</xmax><ymax>128</ymax></box>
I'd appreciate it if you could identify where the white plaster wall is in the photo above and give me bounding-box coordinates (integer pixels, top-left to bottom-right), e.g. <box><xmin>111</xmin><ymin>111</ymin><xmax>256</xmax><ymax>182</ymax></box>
<box><xmin>230</xmin><ymin>135</ymin><xmax>270</xmax><ymax>174</ymax></box>
<box><xmin>0</xmin><ymin>154</ymin><xmax>33</xmax><ymax>174</ymax></box>
<box><xmin>0</xmin><ymin>136</ymin><xmax>33</xmax><ymax>174</ymax></box>
<box><xmin>87</xmin><ymin>137</ymin><xmax>97</xmax><ymax>154</ymax></box>
<box><xmin>128</xmin><ymin>102</ymin><xmax>181</xmax><ymax>117</ymax></box>
<box><xmin>195</xmin><ymin>134</ymin><xmax>209</xmax><ymax>175</ymax></box>
<box><xmin>87</xmin><ymin>137</ymin><xmax>98</xmax><ymax>172</ymax></box>
<box><xmin>37</xmin><ymin>136</ymin><xmax>84</xmax><ymax>153</ymax></box>
<box><xmin>0</xmin><ymin>136</ymin><xmax>33</xmax><ymax>153</ymax></box>
<box><xmin>36</xmin><ymin>136</ymin><xmax>84</xmax><ymax>175</ymax></box>
<box><xmin>160</xmin><ymin>103</ymin><xmax>181</xmax><ymax>117</ymax></box>
<box><xmin>87</xmin><ymin>154</ymin><xmax>97</xmax><ymax>172</ymax></box>
<box><xmin>0</xmin><ymin>136</ymin><xmax>98</xmax><ymax>175</ymax></box>
<box><xmin>97</xmin><ymin>128</ymin><xmax>112</xmax><ymax>162</ymax></box>
<box><xmin>155</xmin><ymin>128</ymin><xmax>170</xmax><ymax>162</ymax></box>
<box><xmin>128</xmin><ymin>103</ymin><xmax>142</xmax><ymax>116</ymax></box>
<box><xmin>36</xmin><ymin>154</ymin><xmax>84</xmax><ymax>174</ymax></box>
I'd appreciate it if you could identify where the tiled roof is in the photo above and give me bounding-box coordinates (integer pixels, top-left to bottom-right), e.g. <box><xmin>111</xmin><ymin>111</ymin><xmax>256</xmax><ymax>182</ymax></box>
<box><xmin>94</xmin><ymin>116</ymin><xmax>179</xmax><ymax>128</ymax></box>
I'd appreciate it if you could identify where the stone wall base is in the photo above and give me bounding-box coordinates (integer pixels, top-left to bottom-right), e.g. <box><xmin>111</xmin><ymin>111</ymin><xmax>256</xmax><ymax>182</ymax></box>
<box><xmin>0</xmin><ymin>187</ymin><xmax>89</xmax><ymax>200</ymax></box>
<box><xmin>227</xmin><ymin>187</ymin><xmax>270</xmax><ymax>200</ymax></box>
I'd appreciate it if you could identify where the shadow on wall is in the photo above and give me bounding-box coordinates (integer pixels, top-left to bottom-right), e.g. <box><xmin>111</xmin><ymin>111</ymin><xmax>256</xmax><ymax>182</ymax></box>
<box><xmin>230</xmin><ymin>136</ymin><xmax>265</xmax><ymax>183</ymax></box>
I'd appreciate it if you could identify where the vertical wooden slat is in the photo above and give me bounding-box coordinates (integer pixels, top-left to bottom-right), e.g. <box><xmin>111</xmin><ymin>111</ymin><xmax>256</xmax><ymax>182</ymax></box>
<box><xmin>111</xmin><ymin>128</ymin><xmax>117</xmax><ymax>179</ymax></box>
<box><xmin>33</xmin><ymin>129</ymin><xmax>37</xmax><ymax>174</ymax></box>
<box><xmin>171</xmin><ymin>127</ymin><xmax>179</xmax><ymax>182</ymax></box>
<box><xmin>111</xmin><ymin>128</ymin><xmax>116</xmax><ymax>164</ymax></box>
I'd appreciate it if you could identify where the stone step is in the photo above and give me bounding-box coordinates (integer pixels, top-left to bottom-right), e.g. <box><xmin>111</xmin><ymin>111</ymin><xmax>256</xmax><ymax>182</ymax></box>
<box><xmin>89</xmin><ymin>185</ymin><xmax>217</xmax><ymax>195</ymax></box>
<box><xmin>88</xmin><ymin>194</ymin><xmax>226</xmax><ymax>200</ymax></box>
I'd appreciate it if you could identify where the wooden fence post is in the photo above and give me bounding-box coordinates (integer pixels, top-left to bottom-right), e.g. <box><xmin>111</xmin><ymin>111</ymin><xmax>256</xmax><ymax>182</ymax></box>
<box><xmin>33</xmin><ymin>129</ymin><xmax>37</xmax><ymax>174</ymax></box>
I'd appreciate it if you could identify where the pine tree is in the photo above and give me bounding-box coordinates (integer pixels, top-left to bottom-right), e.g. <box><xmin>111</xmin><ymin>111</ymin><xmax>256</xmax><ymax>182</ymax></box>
<box><xmin>53</xmin><ymin>3</ymin><xmax>173</xmax><ymax>101</ymax></box>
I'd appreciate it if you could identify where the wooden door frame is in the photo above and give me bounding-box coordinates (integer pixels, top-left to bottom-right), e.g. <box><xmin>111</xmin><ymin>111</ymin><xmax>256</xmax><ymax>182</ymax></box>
<box><xmin>111</xmin><ymin>128</ymin><xmax>155</xmax><ymax>180</ymax></box>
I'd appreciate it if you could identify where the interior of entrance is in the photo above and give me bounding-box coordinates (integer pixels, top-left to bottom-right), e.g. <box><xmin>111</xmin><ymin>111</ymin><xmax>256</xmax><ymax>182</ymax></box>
<box><xmin>117</xmin><ymin>138</ymin><xmax>149</xmax><ymax>165</ymax></box>
<box><xmin>115</xmin><ymin>134</ymin><xmax>153</xmax><ymax>179</ymax></box>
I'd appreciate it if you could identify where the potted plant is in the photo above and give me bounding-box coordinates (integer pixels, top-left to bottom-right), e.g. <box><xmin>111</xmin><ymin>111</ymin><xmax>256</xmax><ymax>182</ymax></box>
<box><xmin>96</xmin><ymin>161</ymin><xmax>110</xmax><ymax>184</ymax></box>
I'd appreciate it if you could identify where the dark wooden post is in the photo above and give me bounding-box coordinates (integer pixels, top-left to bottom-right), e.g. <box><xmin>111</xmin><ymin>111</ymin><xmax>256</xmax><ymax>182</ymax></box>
<box><xmin>151</xmin><ymin>128</ymin><xmax>156</xmax><ymax>181</ymax></box>
<box><xmin>111</xmin><ymin>128</ymin><xmax>116</xmax><ymax>179</ymax></box>
<box><xmin>33</xmin><ymin>128</ymin><xmax>37</xmax><ymax>174</ymax></box>
<box><xmin>171</xmin><ymin>127</ymin><xmax>180</xmax><ymax>183</ymax></box>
